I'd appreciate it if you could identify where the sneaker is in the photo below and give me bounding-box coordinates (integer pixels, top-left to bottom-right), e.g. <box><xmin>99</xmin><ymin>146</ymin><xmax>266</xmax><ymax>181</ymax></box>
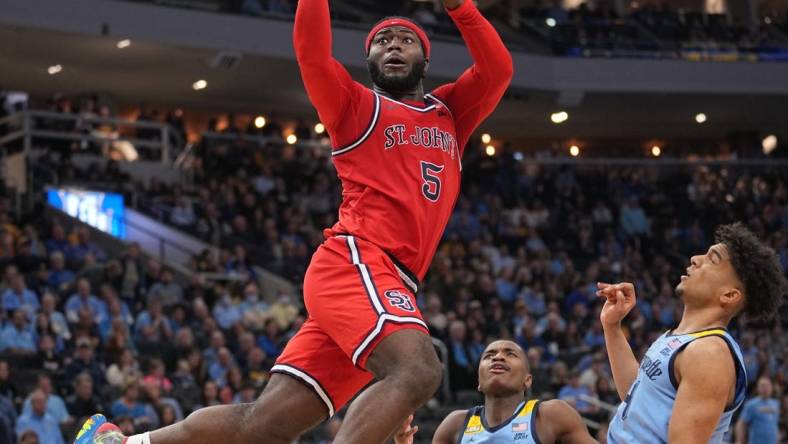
<box><xmin>74</xmin><ymin>414</ymin><xmax>126</xmax><ymax>444</ymax></box>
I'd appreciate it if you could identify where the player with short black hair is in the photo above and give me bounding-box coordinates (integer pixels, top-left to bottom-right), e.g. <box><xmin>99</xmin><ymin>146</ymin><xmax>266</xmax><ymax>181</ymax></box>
<box><xmin>601</xmin><ymin>223</ymin><xmax>786</xmax><ymax>443</ymax></box>
<box><xmin>395</xmin><ymin>340</ymin><xmax>597</xmax><ymax>444</ymax></box>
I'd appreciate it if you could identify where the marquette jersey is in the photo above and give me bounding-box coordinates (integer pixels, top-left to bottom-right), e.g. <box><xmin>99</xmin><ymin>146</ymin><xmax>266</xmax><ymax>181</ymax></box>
<box><xmin>459</xmin><ymin>400</ymin><xmax>540</xmax><ymax>443</ymax></box>
<box><xmin>327</xmin><ymin>90</ymin><xmax>462</xmax><ymax>281</ymax></box>
<box><xmin>608</xmin><ymin>329</ymin><xmax>747</xmax><ymax>444</ymax></box>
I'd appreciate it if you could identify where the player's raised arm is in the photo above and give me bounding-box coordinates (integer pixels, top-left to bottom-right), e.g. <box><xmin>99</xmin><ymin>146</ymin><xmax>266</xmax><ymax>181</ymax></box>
<box><xmin>669</xmin><ymin>337</ymin><xmax>736</xmax><ymax>443</ymax></box>
<box><xmin>597</xmin><ymin>282</ymin><xmax>640</xmax><ymax>401</ymax></box>
<box><xmin>293</xmin><ymin>0</ymin><xmax>367</xmax><ymax>136</ymax></box>
<box><xmin>431</xmin><ymin>0</ymin><xmax>514</xmax><ymax>152</ymax></box>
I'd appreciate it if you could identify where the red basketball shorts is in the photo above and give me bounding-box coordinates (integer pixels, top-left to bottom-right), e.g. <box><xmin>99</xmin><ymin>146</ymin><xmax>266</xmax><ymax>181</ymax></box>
<box><xmin>271</xmin><ymin>235</ymin><xmax>428</xmax><ymax>417</ymax></box>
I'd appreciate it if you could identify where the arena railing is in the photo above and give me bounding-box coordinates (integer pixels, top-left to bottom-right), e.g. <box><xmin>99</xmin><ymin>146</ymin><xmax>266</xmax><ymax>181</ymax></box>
<box><xmin>199</xmin><ymin>130</ymin><xmax>328</xmax><ymax>149</ymax></box>
<box><xmin>0</xmin><ymin>110</ymin><xmax>184</xmax><ymax>164</ymax></box>
<box><xmin>510</xmin><ymin>157</ymin><xmax>788</xmax><ymax>167</ymax></box>
<box><xmin>577</xmin><ymin>394</ymin><xmax>616</xmax><ymax>432</ymax></box>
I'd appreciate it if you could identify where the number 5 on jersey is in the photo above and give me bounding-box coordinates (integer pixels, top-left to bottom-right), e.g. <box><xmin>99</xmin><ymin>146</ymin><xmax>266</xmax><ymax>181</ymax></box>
<box><xmin>420</xmin><ymin>161</ymin><xmax>444</xmax><ymax>202</ymax></box>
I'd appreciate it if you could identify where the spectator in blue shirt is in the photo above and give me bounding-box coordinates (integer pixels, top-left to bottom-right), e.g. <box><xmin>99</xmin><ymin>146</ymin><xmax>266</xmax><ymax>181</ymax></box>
<box><xmin>0</xmin><ymin>389</ymin><xmax>16</xmax><ymax>444</ymax></box>
<box><xmin>558</xmin><ymin>371</ymin><xmax>596</xmax><ymax>415</ymax></box>
<box><xmin>0</xmin><ymin>309</ymin><xmax>36</xmax><ymax>354</ymax></box>
<box><xmin>40</xmin><ymin>292</ymin><xmax>70</xmax><ymax>341</ymax></box>
<box><xmin>65</xmin><ymin>278</ymin><xmax>107</xmax><ymax>324</ymax></box>
<box><xmin>256</xmin><ymin>318</ymin><xmax>283</xmax><ymax>360</ymax></box>
<box><xmin>620</xmin><ymin>197</ymin><xmax>650</xmax><ymax>237</ymax></box>
<box><xmin>736</xmin><ymin>376</ymin><xmax>780</xmax><ymax>444</ymax></box>
<box><xmin>213</xmin><ymin>292</ymin><xmax>242</xmax><ymax>330</ymax></box>
<box><xmin>134</xmin><ymin>298</ymin><xmax>173</xmax><ymax>343</ymax></box>
<box><xmin>22</xmin><ymin>374</ymin><xmax>71</xmax><ymax>424</ymax></box>
<box><xmin>1</xmin><ymin>274</ymin><xmax>39</xmax><ymax>320</ymax></box>
<box><xmin>146</xmin><ymin>268</ymin><xmax>183</xmax><ymax>309</ymax></box>
<box><xmin>15</xmin><ymin>389</ymin><xmax>63</xmax><ymax>444</ymax></box>
<box><xmin>99</xmin><ymin>294</ymin><xmax>133</xmax><ymax>340</ymax></box>
<box><xmin>46</xmin><ymin>251</ymin><xmax>75</xmax><ymax>291</ymax></box>
<box><xmin>208</xmin><ymin>347</ymin><xmax>236</xmax><ymax>387</ymax></box>
<box><xmin>63</xmin><ymin>338</ymin><xmax>107</xmax><ymax>387</ymax></box>
<box><xmin>237</xmin><ymin>282</ymin><xmax>270</xmax><ymax>331</ymax></box>
<box><xmin>110</xmin><ymin>380</ymin><xmax>158</xmax><ymax>430</ymax></box>
<box><xmin>64</xmin><ymin>226</ymin><xmax>106</xmax><ymax>264</ymax></box>
<box><xmin>44</xmin><ymin>224</ymin><xmax>68</xmax><ymax>255</ymax></box>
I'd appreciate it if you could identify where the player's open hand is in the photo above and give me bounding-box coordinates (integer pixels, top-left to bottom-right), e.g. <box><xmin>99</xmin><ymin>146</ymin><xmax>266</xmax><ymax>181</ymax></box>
<box><xmin>394</xmin><ymin>414</ymin><xmax>419</xmax><ymax>444</ymax></box>
<box><xmin>597</xmin><ymin>282</ymin><xmax>637</xmax><ymax>328</ymax></box>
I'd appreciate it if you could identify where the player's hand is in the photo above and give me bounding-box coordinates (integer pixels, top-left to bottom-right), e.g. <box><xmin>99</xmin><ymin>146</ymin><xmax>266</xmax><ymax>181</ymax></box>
<box><xmin>441</xmin><ymin>0</ymin><xmax>464</xmax><ymax>10</ymax></box>
<box><xmin>394</xmin><ymin>414</ymin><xmax>419</xmax><ymax>444</ymax></box>
<box><xmin>597</xmin><ymin>282</ymin><xmax>636</xmax><ymax>328</ymax></box>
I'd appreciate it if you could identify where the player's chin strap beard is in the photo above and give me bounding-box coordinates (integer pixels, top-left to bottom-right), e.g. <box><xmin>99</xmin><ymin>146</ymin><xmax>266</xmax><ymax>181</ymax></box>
<box><xmin>367</xmin><ymin>58</ymin><xmax>427</xmax><ymax>95</ymax></box>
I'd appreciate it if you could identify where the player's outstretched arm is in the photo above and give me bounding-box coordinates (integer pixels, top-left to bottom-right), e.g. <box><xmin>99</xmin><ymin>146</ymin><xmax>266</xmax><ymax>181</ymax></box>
<box><xmin>431</xmin><ymin>0</ymin><xmax>513</xmax><ymax>152</ymax></box>
<box><xmin>539</xmin><ymin>400</ymin><xmax>598</xmax><ymax>444</ymax></box>
<box><xmin>597</xmin><ymin>282</ymin><xmax>640</xmax><ymax>401</ymax></box>
<box><xmin>669</xmin><ymin>336</ymin><xmax>735</xmax><ymax>444</ymax></box>
<box><xmin>293</xmin><ymin>0</ymin><xmax>363</xmax><ymax>133</ymax></box>
<box><xmin>431</xmin><ymin>410</ymin><xmax>468</xmax><ymax>444</ymax></box>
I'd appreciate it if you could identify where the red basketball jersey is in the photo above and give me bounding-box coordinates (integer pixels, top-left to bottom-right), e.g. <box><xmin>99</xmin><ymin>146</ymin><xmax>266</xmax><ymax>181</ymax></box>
<box><xmin>325</xmin><ymin>91</ymin><xmax>461</xmax><ymax>281</ymax></box>
<box><xmin>294</xmin><ymin>0</ymin><xmax>513</xmax><ymax>282</ymax></box>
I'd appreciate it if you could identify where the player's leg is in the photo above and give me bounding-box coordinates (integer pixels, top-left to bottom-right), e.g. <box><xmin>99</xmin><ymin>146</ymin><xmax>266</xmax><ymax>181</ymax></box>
<box><xmin>78</xmin><ymin>373</ymin><xmax>325</xmax><ymax>444</ymax></box>
<box><xmin>333</xmin><ymin>328</ymin><xmax>442</xmax><ymax>444</ymax></box>
<box><xmin>79</xmin><ymin>319</ymin><xmax>332</xmax><ymax>444</ymax></box>
<box><xmin>304</xmin><ymin>235</ymin><xmax>442</xmax><ymax>444</ymax></box>
<box><xmin>145</xmin><ymin>373</ymin><xmax>326</xmax><ymax>444</ymax></box>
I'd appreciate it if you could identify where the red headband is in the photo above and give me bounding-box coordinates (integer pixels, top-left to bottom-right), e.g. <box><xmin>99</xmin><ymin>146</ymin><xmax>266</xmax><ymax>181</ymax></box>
<box><xmin>365</xmin><ymin>18</ymin><xmax>431</xmax><ymax>59</ymax></box>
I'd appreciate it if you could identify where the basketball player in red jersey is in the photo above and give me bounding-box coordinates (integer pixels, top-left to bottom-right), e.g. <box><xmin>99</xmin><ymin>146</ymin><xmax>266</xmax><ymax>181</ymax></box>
<box><xmin>76</xmin><ymin>1</ymin><xmax>512</xmax><ymax>443</ymax></box>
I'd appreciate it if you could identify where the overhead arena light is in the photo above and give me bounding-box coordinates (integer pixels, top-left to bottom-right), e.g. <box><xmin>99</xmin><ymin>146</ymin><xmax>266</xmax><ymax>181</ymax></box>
<box><xmin>569</xmin><ymin>145</ymin><xmax>580</xmax><ymax>157</ymax></box>
<box><xmin>481</xmin><ymin>133</ymin><xmax>492</xmax><ymax>144</ymax></box>
<box><xmin>117</xmin><ymin>39</ymin><xmax>131</xmax><ymax>49</ymax></box>
<box><xmin>762</xmin><ymin>134</ymin><xmax>778</xmax><ymax>155</ymax></box>
<box><xmin>551</xmin><ymin>111</ymin><xmax>569</xmax><ymax>124</ymax></box>
<box><xmin>47</xmin><ymin>65</ymin><xmax>63</xmax><ymax>75</ymax></box>
<box><xmin>287</xmin><ymin>134</ymin><xmax>298</xmax><ymax>145</ymax></box>
<box><xmin>695</xmin><ymin>113</ymin><xmax>707</xmax><ymax>124</ymax></box>
<box><xmin>254</xmin><ymin>116</ymin><xmax>266</xmax><ymax>128</ymax></box>
<box><xmin>315</xmin><ymin>123</ymin><xmax>325</xmax><ymax>134</ymax></box>
<box><xmin>485</xmin><ymin>145</ymin><xmax>496</xmax><ymax>156</ymax></box>
<box><xmin>546</xmin><ymin>18</ymin><xmax>557</xmax><ymax>27</ymax></box>
<box><xmin>192</xmin><ymin>80</ymin><xmax>208</xmax><ymax>90</ymax></box>
<box><xmin>651</xmin><ymin>145</ymin><xmax>662</xmax><ymax>157</ymax></box>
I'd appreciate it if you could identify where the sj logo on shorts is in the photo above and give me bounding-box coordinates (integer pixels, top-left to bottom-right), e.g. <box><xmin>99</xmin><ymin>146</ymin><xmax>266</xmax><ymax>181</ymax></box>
<box><xmin>384</xmin><ymin>290</ymin><xmax>415</xmax><ymax>312</ymax></box>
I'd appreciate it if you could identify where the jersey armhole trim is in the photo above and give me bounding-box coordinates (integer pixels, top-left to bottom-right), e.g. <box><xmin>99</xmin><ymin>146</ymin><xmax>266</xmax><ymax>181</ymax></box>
<box><xmin>531</xmin><ymin>400</ymin><xmax>542</xmax><ymax>444</ymax></box>
<box><xmin>456</xmin><ymin>408</ymin><xmax>477</xmax><ymax>444</ymax></box>
<box><xmin>332</xmin><ymin>91</ymin><xmax>381</xmax><ymax>156</ymax></box>
<box><xmin>425</xmin><ymin>93</ymin><xmax>453</xmax><ymax>119</ymax></box>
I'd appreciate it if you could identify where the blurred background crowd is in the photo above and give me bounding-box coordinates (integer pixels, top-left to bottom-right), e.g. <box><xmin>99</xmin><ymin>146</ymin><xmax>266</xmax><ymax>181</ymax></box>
<box><xmin>1</xmin><ymin>121</ymin><xmax>785</xmax><ymax>441</ymax></box>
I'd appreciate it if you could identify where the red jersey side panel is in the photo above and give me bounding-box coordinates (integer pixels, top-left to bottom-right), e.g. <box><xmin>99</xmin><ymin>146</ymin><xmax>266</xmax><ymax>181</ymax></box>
<box><xmin>326</xmin><ymin>92</ymin><xmax>461</xmax><ymax>280</ymax></box>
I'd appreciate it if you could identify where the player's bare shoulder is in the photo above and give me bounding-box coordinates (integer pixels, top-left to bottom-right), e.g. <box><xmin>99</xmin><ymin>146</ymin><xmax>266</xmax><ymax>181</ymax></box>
<box><xmin>433</xmin><ymin>409</ymin><xmax>469</xmax><ymax>444</ymax></box>
<box><xmin>536</xmin><ymin>400</ymin><xmax>598</xmax><ymax>444</ymax></box>
<box><xmin>674</xmin><ymin>334</ymin><xmax>735</xmax><ymax>386</ymax></box>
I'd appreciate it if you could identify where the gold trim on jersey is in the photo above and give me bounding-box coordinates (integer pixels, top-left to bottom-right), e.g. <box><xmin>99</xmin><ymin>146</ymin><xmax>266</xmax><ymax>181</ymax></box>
<box><xmin>464</xmin><ymin>415</ymin><xmax>483</xmax><ymax>434</ymax></box>
<box><xmin>689</xmin><ymin>329</ymin><xmax>727</xmax><ymax>339</ymax></box>
<box><xmin>518</xmin><ymin>400</ymin><xmax>538</xmax><ymax>418</ymax></box>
